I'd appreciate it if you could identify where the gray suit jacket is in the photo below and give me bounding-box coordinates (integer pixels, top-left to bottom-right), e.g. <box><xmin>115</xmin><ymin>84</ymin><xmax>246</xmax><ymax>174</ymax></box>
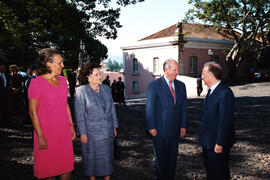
<box><xmin>74</xmin><ymin>84</ymin><xmax>119</xmax><ymax>140</ymax></box>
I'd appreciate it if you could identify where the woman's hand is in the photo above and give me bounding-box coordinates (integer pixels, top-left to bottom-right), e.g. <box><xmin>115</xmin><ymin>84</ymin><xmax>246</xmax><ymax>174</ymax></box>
<box><xmin>80</xmin><ymin>134</ymin><xmax>88</xmax><ymax>144</ymax></box>
<box><xmin>38</xmin><ymin>135</ymin><xmax>48</xmax><ymax>149</ymax></box>
<box><xmin>70</xmin><ymin>126</ymin><xmax>76</xmax><ymax>140</ymax></box>
<box><xmin>67</xmin><ymin>105</ymin><xmax>76</xmax><ymax>140</ymax></box>
<box><xmin>114</xmin><ymin>128</ymin><xmax>117</xmax><ymax>137</ymax></box>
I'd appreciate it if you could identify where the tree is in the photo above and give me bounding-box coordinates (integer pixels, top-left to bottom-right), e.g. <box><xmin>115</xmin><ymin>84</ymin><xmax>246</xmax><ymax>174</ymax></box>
<box><xmin>105</xmin><ymin>59</ymin><xmax>123</xmax><ymax>72</ymax></box>
<box><xmin>0</xmin><ymin>0</ymin><xmax>84</xmax><ymax>67</ymax></box>
<box><xmin>0</xmin><ymin>0</ymin><xmax>144</xmax><ymax>68</ymax></box>
<box><xmin>184</xmin><ymin>0</ymin><xmax>270</xmax><ymax>80</ymax></box>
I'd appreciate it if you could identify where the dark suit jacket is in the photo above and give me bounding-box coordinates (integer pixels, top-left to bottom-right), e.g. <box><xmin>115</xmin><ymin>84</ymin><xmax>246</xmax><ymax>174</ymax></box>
<box><xmin>198</xmin><ymin>82</ymin><xmax>236</xmax><ymax>150</ymax></box>
<box><xmin>146</xmin><ymin>76</ymin><xmax>187</xmax><ymax>138</ymax></box>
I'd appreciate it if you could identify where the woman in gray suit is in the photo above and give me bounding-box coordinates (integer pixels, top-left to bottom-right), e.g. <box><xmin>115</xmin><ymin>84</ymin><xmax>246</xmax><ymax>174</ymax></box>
<box><xmin>74</xmin><ymin>63</ymin><xmax>119</xmax><ymax>180</ymax></box>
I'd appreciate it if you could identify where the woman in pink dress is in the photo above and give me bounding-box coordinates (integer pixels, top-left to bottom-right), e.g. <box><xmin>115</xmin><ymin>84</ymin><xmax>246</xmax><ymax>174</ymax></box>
<box><xmin>28</xmin><ymin>48</ymin><xmax>76</xmax><ymax>180</ymax></box>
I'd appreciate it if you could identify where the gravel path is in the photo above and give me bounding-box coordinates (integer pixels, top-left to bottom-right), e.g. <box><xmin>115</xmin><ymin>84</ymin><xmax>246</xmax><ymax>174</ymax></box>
<box><xmin>0</xmin><ymin>82</ymin><xmax>269</xmax><ymax>180</ymax></box>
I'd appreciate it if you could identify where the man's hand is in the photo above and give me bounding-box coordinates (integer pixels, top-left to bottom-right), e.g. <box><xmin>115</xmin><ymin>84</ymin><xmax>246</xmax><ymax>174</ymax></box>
<box><xmin>214</xmin><ymin>144</ymin><xmax>223</xmax><ymax>153</ymax></box>
<box><xmin>149</xmin><ymin>129</ymin><xmax>157</xmax><ymax>136</ymax></box>
<box><xmin>180</xmin><ymin>128</ymin><xmax>186</xmax><ymax>137</ymax></box>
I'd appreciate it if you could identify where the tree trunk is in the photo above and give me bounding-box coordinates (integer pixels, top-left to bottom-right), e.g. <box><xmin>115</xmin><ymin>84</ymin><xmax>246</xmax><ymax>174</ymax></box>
<box><xmin>225</xmin><ymin>44</ymin><xmax>239</xmax><ymax>82</ymax></box>
<box><xmin>225</xmin><ymin>59</ymin><xmax>237</xmax><ymax>83</ymax></box>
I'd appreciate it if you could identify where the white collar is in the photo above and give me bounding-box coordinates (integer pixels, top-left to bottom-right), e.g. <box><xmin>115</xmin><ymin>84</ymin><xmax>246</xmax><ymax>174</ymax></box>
<box><xmin>209</xmin><ymin>81</ymin><xmax>221</xmax><ymax>94</ymax></box>
<box><xmin>163</xmin><ymin>75</ymin><xmax>175</xmax><ymax>90</ymax></box>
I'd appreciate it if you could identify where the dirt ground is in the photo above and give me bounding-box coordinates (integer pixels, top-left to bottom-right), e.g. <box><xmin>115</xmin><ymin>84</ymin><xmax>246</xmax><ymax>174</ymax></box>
<box><xmin>0</xmin><ymin>82</ymin><xmax>270</xmax><ymax>180</ymax></box>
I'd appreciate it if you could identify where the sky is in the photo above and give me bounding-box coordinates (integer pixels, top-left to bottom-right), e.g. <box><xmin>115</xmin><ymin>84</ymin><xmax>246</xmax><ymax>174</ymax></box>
<box><xmin>99</xmin><ymin>0</ymin><xmax>191</xmax><ymax>58</ymax></box>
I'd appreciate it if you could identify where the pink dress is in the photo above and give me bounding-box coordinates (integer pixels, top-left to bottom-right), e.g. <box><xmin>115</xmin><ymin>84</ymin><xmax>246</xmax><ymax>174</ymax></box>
<box><xmin>28</xmin><ymin>76</ymin><xmax>74</xmax><ymax>179</ymax></box>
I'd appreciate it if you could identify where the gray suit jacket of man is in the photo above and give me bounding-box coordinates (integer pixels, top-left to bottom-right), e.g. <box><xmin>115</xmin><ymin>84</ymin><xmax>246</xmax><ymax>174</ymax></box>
<box><xmin>74</xmin><ymin>84</ymin><xmax>119</xmax><ymax>140</ymax></box>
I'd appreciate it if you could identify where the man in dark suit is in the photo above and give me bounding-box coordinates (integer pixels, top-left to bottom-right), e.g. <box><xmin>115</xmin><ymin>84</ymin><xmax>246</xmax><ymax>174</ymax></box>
<box><xmin>0</xmin><ymin>60</ymin><xmax>9</xmax><ymax>126</ymax></box>
<box><xmin>116</xmin><ymin>77</ymin><xmax>126</xmax><ymax>106</ymax></box>
<box><xmin>146</xmin><ymin>59</ymin><xmax>187</xmax><ymax>180</ymax></box>
<box><xmin>102</xmin><ymin>75</ymin><xmax>111</xmax><ymax>87</ymax></box>
<box><xmin>198</xmin><ymin>62</ymin><xmax>236</xmax><ymax>180</ymax></box>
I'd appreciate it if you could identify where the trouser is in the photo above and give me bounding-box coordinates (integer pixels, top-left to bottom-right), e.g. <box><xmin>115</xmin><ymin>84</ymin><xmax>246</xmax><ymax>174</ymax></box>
<box><xmin>152</xmin><ymin>137</ymin><xmax>178</xmax><ymax>180</ymax></box>
<box><xmin>202</xmin><ymin>148</ymin><xmax>231</xmax><ymax>180</ymax></box>
<box><xmin>118</xmin><ymin>92</ymin><xmax>126</xmax><ymax>106</ymax></box>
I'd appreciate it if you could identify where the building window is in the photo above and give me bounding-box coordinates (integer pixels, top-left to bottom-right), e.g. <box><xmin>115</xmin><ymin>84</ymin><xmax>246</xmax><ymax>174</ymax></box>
<box><xmin>210</xmin><ymin>56</ymin><xmax>219</xmax><ymax>63</ymax></box>
<box><xmin>189</xmin><ymin>56</ymin><xmax>198</xmax><ymax>74</ymax></box>
<box><xmin>133</xmin><ymin>58</ymin><xmax>139</xmax><ymax>73</ymax></box>
<box><xmin>132</xmin><ymin>80</ymin><xmax>139</xmax><ymax>93</ymax></box>
<box><xmin>153</xmin><ymin>57</ymin><xmax>160</xmax><ymax>75</ymax></box>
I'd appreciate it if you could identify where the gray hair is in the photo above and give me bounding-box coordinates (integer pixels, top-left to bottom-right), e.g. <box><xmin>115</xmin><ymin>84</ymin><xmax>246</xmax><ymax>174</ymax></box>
<box><xmin>163</xmin><ymin>59</ymin><xmax>177</xmax><ymax>71</ymax></box>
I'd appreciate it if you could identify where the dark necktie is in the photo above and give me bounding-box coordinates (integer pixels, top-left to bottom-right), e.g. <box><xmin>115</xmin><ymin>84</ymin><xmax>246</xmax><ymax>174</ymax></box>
<box><xmin>169</xmin><ymin>81</ymin><xmax>176</xmax><ymax>104</ymax></box>
<box><xmin>206</xmin><ymin>88</ymin><xmax>211</xmax><ymax>99</ymax></box>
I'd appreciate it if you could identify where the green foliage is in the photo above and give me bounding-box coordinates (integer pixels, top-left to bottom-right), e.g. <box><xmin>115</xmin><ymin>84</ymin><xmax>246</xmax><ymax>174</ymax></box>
<box><xmin>0</xmin><ymin>0</ymin><xmax>144</xmax><ymax>69</ymax></box>
<box><xmin>105</xmin><ymin>59</ymin><xmax>123</xmax><ymax>72</ymax></box>
<box><xmin>184</xmin><ymin>0</ymin><xmax>270</xmax><ymax>68</ymax></box>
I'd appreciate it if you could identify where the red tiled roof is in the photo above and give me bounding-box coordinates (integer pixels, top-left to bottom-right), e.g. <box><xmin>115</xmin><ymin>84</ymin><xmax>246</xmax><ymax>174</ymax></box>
<box><xmin>139</xmin><ymin>23</ymin><xmax>235</xmax><ymax>41</ymax></box>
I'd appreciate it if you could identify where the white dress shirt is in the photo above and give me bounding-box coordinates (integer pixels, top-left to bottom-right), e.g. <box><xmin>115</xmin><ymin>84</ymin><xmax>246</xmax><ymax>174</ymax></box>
<box><xmin>209</xmin><ymin>81</ymin><xmax>221</xmax><ymax>94</ymax></box>
<box><xmin>163</xmin><ymin>75</ymin><xmax>175</xmax><ymax>91</ymax></box>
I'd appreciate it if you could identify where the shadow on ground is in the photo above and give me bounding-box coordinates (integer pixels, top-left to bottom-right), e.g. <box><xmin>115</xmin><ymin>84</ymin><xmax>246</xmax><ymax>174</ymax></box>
<box><xmin>0</xmin><ymin>96</ymin><xmax>270</xmax><ymax>179</ymax></box>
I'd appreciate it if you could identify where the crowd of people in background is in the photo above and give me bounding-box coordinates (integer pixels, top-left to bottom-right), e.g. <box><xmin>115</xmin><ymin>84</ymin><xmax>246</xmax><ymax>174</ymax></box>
<box><xmin>102</xmin><ymin>75</ymin><xmax>126</xmax><ymax>107</ymax></box>
<box><xmin>0</xmin><ymin>60</ymin><xmax>77</xmax><ymax>127</ymax></box>
<box><xmin>0</xmin><ymin>60</ymin><xmax>39</xmax><ymax>127</ymax></box>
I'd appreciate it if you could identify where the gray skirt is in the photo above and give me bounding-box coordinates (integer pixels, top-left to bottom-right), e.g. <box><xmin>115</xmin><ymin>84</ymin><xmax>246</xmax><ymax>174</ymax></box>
<box><xmin>82</xmin><ymin>138</ymin><xmax>114</xmax><ymax>177</ymax></box>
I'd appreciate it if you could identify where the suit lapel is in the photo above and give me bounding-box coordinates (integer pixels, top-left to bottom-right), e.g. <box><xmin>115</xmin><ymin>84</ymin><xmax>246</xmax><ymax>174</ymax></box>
<box><xmin>161</xmin><ymin>77</ymin><xmax>175</xmax><ymax>105</ymax></box>
<box><xmin>161</xmin><ymin>77</ymin><xmax>178</xmax><ymax>105</ymax></box>
<box><xmin>209</xmin><ymin>83</ymin><xmax>222</xmax><ymax>99</ymax></box>
<box><xmin>174</xmin><ymin>80</ymin><xmax>180</xmax><ymax>104</ymax></box>
<box><xmin>204</xmin><ymin>83</ymin><xmax>223</xmax><ymax>105</ymax></box>
<box><xmin>161</xmin><ymin>77</ymin><xmax>170</xmax><ymax>94</ymax></box>
<box><xmin>87</xmin><ymin>85</ymin><xmax>106</xmax><ymax>114</ymax></box>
